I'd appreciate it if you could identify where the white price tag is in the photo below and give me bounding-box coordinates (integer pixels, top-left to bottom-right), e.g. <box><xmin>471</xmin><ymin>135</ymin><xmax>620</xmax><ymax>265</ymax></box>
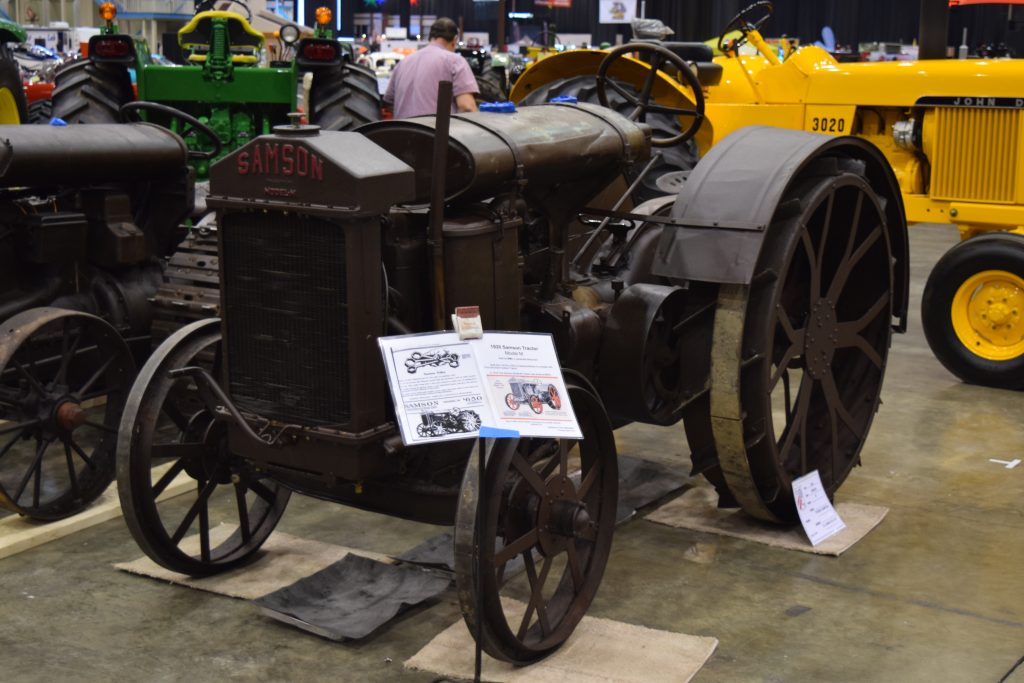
<box><xmin>792</xmin><ymin>470</ymin><xmax>846</xmax><ymax>546</ymax></box>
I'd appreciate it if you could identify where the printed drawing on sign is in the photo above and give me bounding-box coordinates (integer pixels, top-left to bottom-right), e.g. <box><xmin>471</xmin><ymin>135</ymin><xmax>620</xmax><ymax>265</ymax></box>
<box><xmin>416</xmin><ymin>409</ymin><xmax>482</xmax><ymax>438</ymax></box>
<box><xmin>405</xmin><ymin>349</ymin><xmax>460</xmax><ymax>374</ymax></box>
<box><xmin>503</xmin><ymin>378</ymin><xmax>562</xmax><ymax>414</ymax></box>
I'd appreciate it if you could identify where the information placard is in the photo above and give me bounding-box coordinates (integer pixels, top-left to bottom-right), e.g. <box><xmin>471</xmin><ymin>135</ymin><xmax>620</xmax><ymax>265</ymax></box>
<box><xmin>379</xmin><ymin>331</ymin><xmax>582</xmax><ymax>445</ymax></box>
<box><xmin>792</xmin><ymin>470</ymin><xmax>847</xmax><ymax>546</ymax></box>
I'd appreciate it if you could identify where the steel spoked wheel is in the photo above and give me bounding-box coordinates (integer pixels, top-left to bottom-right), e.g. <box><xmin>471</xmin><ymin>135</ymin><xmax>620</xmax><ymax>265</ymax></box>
<box><xmin>455</xmin><ymin>385</ymin><xmax>618</xmax><ymax>664</ymax></box>
<box><xmin>117</xmin><ymin>319</ymin><xmax>290</xmax><ymax>576</ymax></box>
<box><xmin>922</xmin><ymin>232</ymin><xmax>1024</xmax><ymax>389</ymax></box>
<box><xmin>0</xmin><ymin>309</ymin><xmax>133</xmax><ymax>520</ymax></box>
<box><xmin>711</xmin><ymin>170</ymin><xmax>893</xmax><ymax>522</ymax></box>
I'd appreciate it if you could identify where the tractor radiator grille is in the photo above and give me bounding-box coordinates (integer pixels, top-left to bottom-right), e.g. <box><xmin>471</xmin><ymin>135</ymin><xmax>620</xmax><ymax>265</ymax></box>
<box><xmin>221</xmin><ymin>212</ymin><xmax>351</xmax><ymax>426</ymax></box>
<box><xmin>931</xmin><ymin>107</ymin><xmax>1021</xmax><ymax>204</ymax></box>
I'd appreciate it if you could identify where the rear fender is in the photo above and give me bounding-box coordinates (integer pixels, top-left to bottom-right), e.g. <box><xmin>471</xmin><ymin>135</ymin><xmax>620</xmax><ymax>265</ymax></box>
<box><xmin>651</xmin><ymin>125</ymin><xmax>910</xmax><ymax>332</ymax></box>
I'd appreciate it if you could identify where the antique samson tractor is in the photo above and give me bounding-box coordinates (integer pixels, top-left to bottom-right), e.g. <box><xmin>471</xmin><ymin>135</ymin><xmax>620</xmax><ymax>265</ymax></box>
<box><xmin>511</xmin><ymin>1</ymin><xmax>1024</xmax><ymax>389</ymax></box>
<box><xmin>0</xmin><ymin>123</ymin><xmax>194</xmax><ymax>520</ymax></box>
<box><xmin>116</xmin><ymin>99</ymin><xmax>908</xmax><ymax>662</ymax></box>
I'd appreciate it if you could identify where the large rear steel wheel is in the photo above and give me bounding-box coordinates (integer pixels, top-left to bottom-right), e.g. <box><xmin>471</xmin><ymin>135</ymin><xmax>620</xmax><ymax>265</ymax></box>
<box><xmin>0</xmin><ymin>308</ymin><xmax>133</xmax><ymax>520</ymax></box>
<box><xmin>454</xmin><ymin>385</ymin><xmax>617</xmax><ymax>664</ymax></box>
<box><xmin>117</xmin><ymin>319</ymin><xmax>289</xmax><ymax>576</ymax></box>
<box><xmin>709</xmin><ymin>168</ymin><xmax>894</xmax><ymax>522</ymax></box>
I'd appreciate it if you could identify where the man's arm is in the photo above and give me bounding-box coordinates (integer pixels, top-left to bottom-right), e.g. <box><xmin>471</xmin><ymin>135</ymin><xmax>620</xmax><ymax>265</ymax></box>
<box><xmin>455</xmin><ymin>92</ymin><xmax>478</xmax><ymax>113</ymax></box>
<box><xmin>451</xmin><ymin>55</ymin><xmax>480</xmax><ymax>113</ymax></box>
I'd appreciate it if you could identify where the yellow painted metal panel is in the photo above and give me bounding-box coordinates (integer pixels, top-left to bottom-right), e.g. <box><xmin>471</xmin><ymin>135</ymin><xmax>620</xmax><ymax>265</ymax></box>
<box><xmin>930</xmin><ymin>108</ymin><xmax>1020</xmax><ymax>204</ymax></box>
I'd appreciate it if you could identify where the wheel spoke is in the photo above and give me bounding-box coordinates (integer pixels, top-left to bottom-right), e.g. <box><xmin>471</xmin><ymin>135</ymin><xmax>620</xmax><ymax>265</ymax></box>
<box><xmin>170</xmin><ymin>477</ymin><xmax>218</xmax><ymax>544</ymax></box>
<box><xmin>68</xmin><ymin>438</ymin><xmax>96</xmax><ymax>469</ymax></box>
<box><xmin>151</xmin><ymin>442</ymin><xmax>205</xmax><ymax>461</ymax></box>
<box><xmin>558</xmin><ymin>439</ymin><xmax>569</xmax><ymax>477</ymax></box>
<box><xmin>55</xmin><ymin>325</ymin><xmax>82</xmax><ymax>386</ymax></box>
<box><xmin>821</xmin><ymin>369</ymin><xmax>859</xmax><ymax>434</ymax></box>
<box><xmin>494</xmin><ymin>528</ymin><xmax>540</xmax><ymax>566</ymax></box>
<box><xmin>769</xmin><ymin>342</ymin><xmax>801</xmax><ymax>392</ymax></box>
<box><xmin>152</xmin><ymin>457</ymin><xmax>188</xmax><ymax>498</ymax></box>
<box><xmin>235</xmin><ymin>484</ymin><xmax>251</xmax><ymax>543</ymax></box>
<box><xmin>828</xmin><ymin>224</ymin><xmax>882</xmax><ymax>301</ymax></box>
<box><xmin>801</xmin><ymin>229</ymin><xmax>821</xmax><ymax>302</ymax></box>
<box><xmin>776</xmin><ymin>304</ymin><xmax>805</xmax><ymax>346</ymax></box>
<box><xmin>74</xmin><ymin>354</ymin><xmax>116</xmax><ymax>399</ymax></box>
<box><xmin>198</xmin><ymin>482</ymin><xmax>211</xmax><ymax>563</ymax></box>
<box><xmin>248</xmin><ymin>479</ymin><xmax>277</xmax><ymax>505</ymax></box>
<box><xmin>518</xmin><ymin>553</ymin><xmax>553</xmax><ymax>639</ymax></box>
<box><xmin>511</xmin><ymin>452</ymin><xmax>548</xmax><ymax>496</ymax></box>
<box><xmin>13</xmin><ymin>360</ymin><xmax>46</xmax><ymax>397</ymax></box>
<box><xmin>0</xmin><ymin>420</ymin><xmax>38</xmax><ymax>437</ymax></box>
<box><xmin>778</xmin><ymin>373</ymin><xmax>812</xmax><ymax>461</ymax></box>
<box><xmin>0</xmin><ymin>430</ymin><xmax>22</xmax><ymax>461</ymax></box>
<box><xmin>566</xmin><ymin>542</ymin><xmax>584</xmax><ymax>591</ymax></box>
<box><xmin>816</xmin><ymin>191</ymin><xmax>836</xmax><ymax>269</ymax></box>
<box><xmin>13</xmin><ymin>437</ymin><xmax>50</xmax><ymax>504</ymax></box>
<box><xmin>828</xmin><ymin>403</ymin><xmax>839</xmax><ymax>485</ymax></box>
<box><xmin>577</xmin><ymin>458</ymin><xmax>602</xmax><ymax>499</ymax></box>
<box><xmin>839</xmin><ymin>292</ymin><xmax>890</xmax><ymax>335</ymax></box>
<box><xmin>63</xmin><ymin>440</ymin><xmax>80</xmax><ymax>498</ymax></box>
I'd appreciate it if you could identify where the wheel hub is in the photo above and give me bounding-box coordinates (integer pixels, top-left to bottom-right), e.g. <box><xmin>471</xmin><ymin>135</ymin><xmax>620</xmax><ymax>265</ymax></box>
<box><xmin>953</xmin><ymin>271</ymin><xmax>1024</xmax><ymax>360</ymax></box>
<box><xmin>804</xmin><ymin>298</ymin><xmax>839</xmax><ymax>379</ymax></box>
<box><xmin>54</xmin><ymin>400</ymin><xmax>87</xmax><ymax>432</ymax></box>
<box><xmin>535</xmin><ymin>475</ymin><xmax>585</xmax><ymax>555</ymax></box>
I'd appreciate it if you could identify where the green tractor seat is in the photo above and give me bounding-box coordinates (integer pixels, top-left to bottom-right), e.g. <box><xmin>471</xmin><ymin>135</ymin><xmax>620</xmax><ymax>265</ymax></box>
<box><xmin>179</xmin><ymin>10</ymin><xmax>263</xmax><ymax>65</ymax></box>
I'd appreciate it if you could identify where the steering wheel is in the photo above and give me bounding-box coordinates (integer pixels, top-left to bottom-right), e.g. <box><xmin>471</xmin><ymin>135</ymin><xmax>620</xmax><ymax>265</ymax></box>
<box><xmin>596</xmin><ymin>43</ymin><xmax>706</xmax><ymax>148</ymax></box>
<box><xmin>717</xmin><ymin>1</ymin><xmax>774</xmax><ymax>55</ymax></box>
<box><xmin>120</xmin><ymin>101</ymin><xmax>224</xmax><ymax>161</ymax></box>
<box><xmin>195</xmin><ymin>0</ymin><xmax>252</xmax><ymax>21</ymax></box>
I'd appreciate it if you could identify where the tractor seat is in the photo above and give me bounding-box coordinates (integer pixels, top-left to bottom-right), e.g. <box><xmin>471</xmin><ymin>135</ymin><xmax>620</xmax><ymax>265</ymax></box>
<box><xmin>631</xmin><ymin>40</ymin><xmax>723</xmax><ymax>87</ymax></box>
<box><xmin>179</xmin><ymin>10</ymin><xmax>264</xmax><ymax>65</ymax></box>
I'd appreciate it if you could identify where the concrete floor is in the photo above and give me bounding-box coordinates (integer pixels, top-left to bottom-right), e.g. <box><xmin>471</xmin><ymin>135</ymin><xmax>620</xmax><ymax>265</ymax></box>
<box><xmin>1</xmin><ymin>223</ymin><xmax>1022</xmax><ymax>682</ymax></box>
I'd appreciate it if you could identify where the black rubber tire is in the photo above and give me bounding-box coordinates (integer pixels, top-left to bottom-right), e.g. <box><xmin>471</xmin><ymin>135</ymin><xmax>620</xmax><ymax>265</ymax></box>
<box><xmin>475</xmin><ymin>70</ymin><xmax>507</xmax><ymax>103</ymax></box>
<box><xmin>51</xmin><ymin>58</ymin><xmax>133</xmax><ymax>123</ymax></box>
<box><xmin>308</xmin><ymin>63</ymin><xmax>382</xmax><ymax>131</ymax></box>
<box><xmin>0</xmin><ymin>46</ymin><xmax>27</xmax><ymax>123</ymax></box>
<box><xmin>27</xmin><ymin>98</ymin><xmax>52</xmax><ymax>124</ymax></box>
<box><xmin>922</xmin><ymin>232</ymin><xmax>1024</xmax><ymax>389</ymax></box>
<box><xmin>519</xmin><ymin>74</ymin><xmax>698</xmax><ymax>202</ymax></box>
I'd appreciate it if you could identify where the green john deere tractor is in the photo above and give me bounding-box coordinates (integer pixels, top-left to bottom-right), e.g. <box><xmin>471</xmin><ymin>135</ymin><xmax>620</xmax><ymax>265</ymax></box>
<box><xmin>51</xmin><ymin>0</ymin><xmax>380</xmax><ymax>177</ymax></box>
<box><xmin>0</xmin><ymin>19</ymin><xmax>28</xmax><ymax>124</ymax></box>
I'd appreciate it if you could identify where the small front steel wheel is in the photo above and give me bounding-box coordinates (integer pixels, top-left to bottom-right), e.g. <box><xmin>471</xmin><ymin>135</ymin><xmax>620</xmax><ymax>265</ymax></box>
<box><xmin>117</xmin><ymin>319</ymin><xmax>290</xmax><ymax>576</ymax></box>
<box><xmin>529</xmin><ymin>396</ymin><xmax>544</xmax><ymax>414</ymax></box>
<box><xmin>454</xmin><ymin>385</ymin><xmax>618</xmax><ymax>664</ymax></box>
<box><xmin>505</xmin><ymin>393</ymin><xmax>520</xmax><ymax>410</ymax></box>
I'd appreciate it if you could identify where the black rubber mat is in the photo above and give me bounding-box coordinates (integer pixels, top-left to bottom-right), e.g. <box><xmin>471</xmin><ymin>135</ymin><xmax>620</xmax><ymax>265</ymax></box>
<box><xmin>254</xmin><ymin>554</ymin><xmax>451</xmax><ymax>641</ymax></box>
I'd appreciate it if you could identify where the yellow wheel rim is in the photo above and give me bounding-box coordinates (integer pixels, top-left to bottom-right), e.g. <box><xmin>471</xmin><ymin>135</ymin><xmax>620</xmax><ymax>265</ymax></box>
<box><xmin>951</xmin><ymin>269</ymin><xmax>1024</xmax><ymax>361</ymax></box>
<box><xmin>0</xmin><ymin>87</ymin><xmax>20</xmax><ymax>124</ymax></box>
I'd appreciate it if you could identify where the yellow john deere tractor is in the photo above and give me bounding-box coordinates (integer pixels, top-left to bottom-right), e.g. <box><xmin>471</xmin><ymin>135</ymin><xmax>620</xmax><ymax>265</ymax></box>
<box><xmin>511</xmin><ymin>1</ymin><xmax>1024</xmax><ymax>389</ymax></box>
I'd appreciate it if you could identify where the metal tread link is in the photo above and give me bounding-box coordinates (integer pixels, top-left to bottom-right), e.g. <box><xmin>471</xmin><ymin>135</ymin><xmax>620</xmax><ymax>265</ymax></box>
<box><xmin>151</xmin><ymin>232</ymin><xmax>221</xmax><ymax>345</ymax></box>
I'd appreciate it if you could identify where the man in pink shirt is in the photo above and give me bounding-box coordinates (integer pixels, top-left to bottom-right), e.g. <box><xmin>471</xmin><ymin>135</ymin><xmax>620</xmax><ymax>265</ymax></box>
<box><xmin>384</xmin><ymin>17</ymin><xmax>479</xmax><ymax>118</ymax></box>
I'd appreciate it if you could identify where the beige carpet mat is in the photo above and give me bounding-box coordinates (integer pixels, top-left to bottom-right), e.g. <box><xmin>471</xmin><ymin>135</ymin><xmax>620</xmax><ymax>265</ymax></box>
<box><xmin>646</xmin><ymin>485</ymin><xmax>888</xmax><ymax>556</ymax></box>
<box><xmin>115</xmin><ymin>525</ymin><xmax>393</xmax><ymax>600</ymax></box>
<box><xmin>406</xmin><ymin>599</ymin><xmax>718</xmax><ymax>683</ymax></box>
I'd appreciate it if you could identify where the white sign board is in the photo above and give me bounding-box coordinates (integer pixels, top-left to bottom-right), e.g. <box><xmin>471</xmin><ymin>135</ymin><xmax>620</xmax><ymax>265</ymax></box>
<box><xmin>792</xmin><ymin>470</ymin><xmax>847</xmax><ymax>546</ymax></box>
<box><xmin>599</xmin><ymin>0</ymin><xmax>636</xmax><ymax>24</ymax></box>
<box><xmin>379</xmin><ymin>332</ymin><xmax>582</xmax><ymax>445</ymax></box>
